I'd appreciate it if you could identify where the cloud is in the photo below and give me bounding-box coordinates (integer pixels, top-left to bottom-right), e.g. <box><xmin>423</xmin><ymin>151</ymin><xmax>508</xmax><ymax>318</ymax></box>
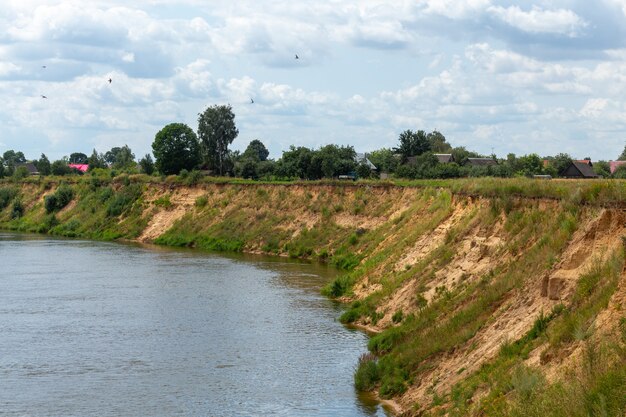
<box><xmin>487</xmin><ymin>5</ymin><xmax>587</xmax><ymax>37</ymax></box>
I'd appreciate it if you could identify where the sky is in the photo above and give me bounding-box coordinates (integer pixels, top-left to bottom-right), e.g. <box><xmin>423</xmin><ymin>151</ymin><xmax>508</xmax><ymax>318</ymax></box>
<box><xmin>1</xmin><ymin>0</ymin><xmax>626</xmax><ymax>162</ymax></box>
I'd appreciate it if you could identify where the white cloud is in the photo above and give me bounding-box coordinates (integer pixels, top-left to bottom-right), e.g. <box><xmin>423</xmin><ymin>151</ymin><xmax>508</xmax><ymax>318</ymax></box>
<box><xmin>487</xmin><ymin>5</ymin><xmax>587</xmax><ymax>37</ymax></box>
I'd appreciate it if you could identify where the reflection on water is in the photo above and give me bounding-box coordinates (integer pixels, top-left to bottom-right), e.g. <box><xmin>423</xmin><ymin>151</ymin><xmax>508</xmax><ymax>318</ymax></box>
<box><xmin>0</xmin><ymin>233</ymin><xmax>390</xmax><ymax>417</ymax></box>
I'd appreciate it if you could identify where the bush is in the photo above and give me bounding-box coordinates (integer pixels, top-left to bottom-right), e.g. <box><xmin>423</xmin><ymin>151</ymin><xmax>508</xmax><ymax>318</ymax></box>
<box><xmin>354</xmin><ymin>353</ymin><xmax>380</xmax><ymax>391</ymax></box>
<box><xmin>11</xmin><ymin>200</ymin><xmax>24</xmax><ymax>219</ymax></box>
<box><xmin>44</xmin><ymin>183</ymin><xmax>74</xmax><ymax>213</ymax></box>
<box><xmin>392</xmin><ymin>309</ymin><xmax>404</xmax><ymax>323</ymax></box>
<box><xmin>195</xmin><ymin>195</ymin><xmax>208</xmax><ymax>208</ymax></box>
<box><xmin>0</xmin><ymin>187</ymin><xmax>17</xmax><ymax>209</ymax></box>
<box><xmin>44</xmin><ymin>194</ymin><xmax>58</xmax><ymax>213</ymax></box>
<box><xmin>106</xmin><ymin>184</ymin><xmax>142</xmax><ymax>217</ymax></box>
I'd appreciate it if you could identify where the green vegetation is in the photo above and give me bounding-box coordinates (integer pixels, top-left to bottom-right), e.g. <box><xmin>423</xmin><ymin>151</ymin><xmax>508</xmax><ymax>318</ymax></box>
<box><xmin>0</xmin><ymin>175</ymin><xmax>624</xmax><ymax>416</ymax></box>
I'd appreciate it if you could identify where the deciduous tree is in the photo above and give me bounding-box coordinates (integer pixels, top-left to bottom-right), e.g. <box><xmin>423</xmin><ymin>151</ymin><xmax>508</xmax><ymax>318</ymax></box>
<box><xmin>197</xmin><ymin>104</ymin><xmax>238</xmax><ymax>176</ymax></box>
<box><xmin>152</xmin><ymin>123</ymin><xmax>200</xmax><ymax>175</ymax></box>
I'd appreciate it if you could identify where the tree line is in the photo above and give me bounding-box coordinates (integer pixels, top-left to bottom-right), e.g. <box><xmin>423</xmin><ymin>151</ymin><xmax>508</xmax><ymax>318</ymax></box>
<box><xmin>2</xmin><ymin>104</ymin><xmax>626</xmax><ymax>180</ymax></box>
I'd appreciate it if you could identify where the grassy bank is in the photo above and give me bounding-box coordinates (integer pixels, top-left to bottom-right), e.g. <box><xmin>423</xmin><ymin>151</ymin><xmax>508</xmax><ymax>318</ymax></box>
<box><xmin>1</xmin><ymin>174</ymin><xmax>625</xmax><ymax>416</ymax></box>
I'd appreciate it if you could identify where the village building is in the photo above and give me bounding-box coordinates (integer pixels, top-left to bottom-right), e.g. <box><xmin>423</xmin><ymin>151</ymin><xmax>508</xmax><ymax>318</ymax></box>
<box><xmin>356</xmin><ymin>153</ymin><xmax>377</xmax><ymax>172</ymax></box>
<box><xmin>562</xmin><ymin>161</ymin><xmax>599</xmax><ymax>178</ymax></box>
<box><xmin>15</xmin><ymin>162</ymin><xmax>40</xmax><ymax>175</ymax></box>
<box><xmin>609</xmin><ymin>160</ymin><xmax>626</xmax><ymax>174</ymax></box>
<box><xmin>467</xmin><ymin>157</ymin><xmax>498</xmax><ymax>167</ymax></box>
<box><xmin>434</xmin><ymin>154</ymin><xmax>454</xmax><ymax>163</ymax></box>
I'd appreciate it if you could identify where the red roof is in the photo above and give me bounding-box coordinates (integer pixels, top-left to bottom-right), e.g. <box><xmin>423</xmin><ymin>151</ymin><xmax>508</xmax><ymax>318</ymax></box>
<box><xmin>68</xmin><ymin>164</ymin><xmax>89</xmax><ymax>172</ymax></box>
<box><xmin>609</xmin><ymin>160</ymin><xmax>626</xmax><ymax>174</ymax></box>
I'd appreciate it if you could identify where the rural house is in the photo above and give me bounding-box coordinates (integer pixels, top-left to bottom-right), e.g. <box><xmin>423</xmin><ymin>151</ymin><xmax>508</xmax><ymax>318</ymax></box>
<box><xmin>467</xmin><ymin>157</ymin><xmax>498</xmax><ymax>167</ymax></box>
<box><xmin>434</xmin><ymin>154</ymin><xmax>455</xmax><ymax>163</ymax></box>
<box><xmin>562</xmin><ymin>161</ymin><xmax>599</xmax><ymax>178</ymax></box>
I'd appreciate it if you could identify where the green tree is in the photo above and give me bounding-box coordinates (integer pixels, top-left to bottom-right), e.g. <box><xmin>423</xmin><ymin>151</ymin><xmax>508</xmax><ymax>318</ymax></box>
<box><xmin>517</xmin><ymin>153</ymin><xmax>544</xmax><ymax>176</ymax></box>
<box><xmin>0</xmin><ymin>157</ymin><xmax>5</xmax><ymax>178</ymax></box>
<box><xmin>617</xmin><ymin>145</ymin><xmax>626</xmax><ymax>161</ymax></box>
<box><xmin>69</xmin><ymin>152</ymin><xmax>88</xmax><ymax>164</ymax></box>
<box><xmin>238</xmin><ymin>158</ymin><xmax>259</xmax><ymax>179</ymax></box>
<box><xmin>139</xmin><ymin>154</ymin><xmax>155</xmax><ymax>175</ymax></box>
<box><xmin>311</xmin><ymin>144</ymin><xmax>357</xmax><ymax>179</ymax></box>
<box><xmin>243</xmin><ymin>139</ymin><xmax>269</xmax><ymax>162</ymax></box>
<box><xmin>2</xmin><ymin>150</ymin><xmax>26</xmax><ymax>175</ymax></box>
<box><xmin>104</xmin><ymin>145</ymin><xmax>135</xmax><ymax>169</ymax></box>
<box><xmin>51</xmin><ymin>160</ymin><xmax>71</xmax><ymax>176</ymax></box>
<box><xmin>393</xmin><ymin>130</ymin><xmax>430</xmax><ymax>161</ymax></box>
<box><xmin>593</xmin><ymin>160</ymin><xmax>611</xmax><ymax>178</ymax></box>
<box><xmin>451</xmin><ymin>146</ymin><xmax>481</xmax><ymax>166</ymax></box>
<box><xmin>197</xmin><ymin>104</ymin><xmax>239</xmax><ymax>176</ymax></box>
<box><xmin>368</xmin><ymin>148</ymin><xmax>399</xmax><ymax>173</ymax></box>
<box><xmin>426</xmin><ymin>130</ymin><xmax>452</xmax><ymax>153</ymax></box>
<box><xmin>550</xmin><ymin>153</ymin><xmax>573</xmax><ymax>177</ymax></box>
<box><xmin>36</xmin><ymin>154</ymin><xmax>51</xmax><ymax>176</ymax></box>
<box><xmin>152</xmin><ymin>123</ymin><xmax>201</xmax><ymax>175</ymax></box>
<box><xmin>275</xmin><ymin>146</ymin><xmax>315</xmax><ymax>179</ymax></box>
<box><xmin>87</xmin><ymin>149</ymin><xmax>107</xmax><ymax>170</ymax></box>
<box><xmin>356</xmin><ymin>163</ymin><xmax>372</xmax><ymax>179</ymax></box>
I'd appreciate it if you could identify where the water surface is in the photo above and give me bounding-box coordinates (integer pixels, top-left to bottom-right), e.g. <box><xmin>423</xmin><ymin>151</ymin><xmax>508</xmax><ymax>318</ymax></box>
<box><xmin>0</xmin><ymin>233</ymin><xmax>389</xmax><ymax>417</ymax></box>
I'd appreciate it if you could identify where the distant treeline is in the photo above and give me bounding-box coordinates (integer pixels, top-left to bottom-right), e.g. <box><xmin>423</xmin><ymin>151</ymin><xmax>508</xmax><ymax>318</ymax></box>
<box><xmin>2</xmin><ymin>104</ymin><xmax>626</xmax><ymax>181</ymax></box>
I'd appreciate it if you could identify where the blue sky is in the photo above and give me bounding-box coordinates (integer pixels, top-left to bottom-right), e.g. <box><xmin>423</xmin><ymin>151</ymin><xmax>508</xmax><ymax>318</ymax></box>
<box><xmin>1</xmin><ymin>0</ymin><xmax>626</xmax><ymax>161</ymax></box>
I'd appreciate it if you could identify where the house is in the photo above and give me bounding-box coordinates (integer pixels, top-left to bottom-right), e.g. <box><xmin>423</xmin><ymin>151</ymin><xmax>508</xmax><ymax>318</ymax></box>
<box><xmin>355</xmin><ymin>153</ymin><xmax>377</xmax><ymax>171</ymax></box>
<box><xmin>15</xmin><ymin>162</ymin><xmax>40</xmax><ymax>175</ymax></box>
<box><xmin>467</xmin><ymin>158</ymin><xmax>498</xmax><ymax>167</ymax></box>
<box><xmin>562</xmin><ymin>161</ymin><xmax>599</xmax><ymax>178</ymax></box>
<box><xmin>609</xmin><ymin>160</ymin><xmax>626</xmax><ymax>174</ymax></box>
<box><xmin>68</xmin><ymin>163</ymin><xmax>89</xmax><ymax>173</ymax></box>
<box><xmin>434</xmin><ymin>154</ymin><xmax>455</xmax><ymax>163</ymax></box>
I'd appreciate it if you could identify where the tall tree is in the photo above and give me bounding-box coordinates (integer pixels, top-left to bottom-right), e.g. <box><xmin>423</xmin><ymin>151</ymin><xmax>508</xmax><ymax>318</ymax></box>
<box><xmin>2</xmin><ymin>150</ymin><xmax>26</xmax><ymax>175</ymax></box>
<box><xmin>426</xmin><ymin>130</ymin><xmax>452</xmax><ymax>153</ymax></box>
<box><xmin>618</xmin><ymin>144</ymin><xmax>626</xmax><ymax>161</ymax></box>
<box><xmin>36</xmin><ymin>154</ymin><xmax>51</xmax><ymax>176</ymax></box>
<box><xmin>393</xmin><ymin>130</ymin><xmax>430</xmax><ymax>160</ymax></box>
<box><xmin>69</xmin><ymin>152</ymin><xmax>88</xmax><ymax>164</ymax></box>
<box><xmin>243</xmin><ymin>139</ymin><xmax>269</xmax><ymax>161</ymax></box>
<box><xmin>152</xmin><ymin>123</ymin><xmax>200</xmax><ymax>175</ymax></box>
<box><xmin>0</xmin><ymin>157</ymin><xmax>4</xmax><ymax>178</ymax></box>
<box><xmin>550</xmin><ymin>153</ymin><xmax>573</xmax><ymax>176</ymax></box>
<box><xmin>87</xmin><ymin>149</ymin><xmax>107</xmax><ymax>170</ymax></box>
<box><xmin>104</xmin><ymin>145</ymin><xmax>135</xmax><ymax>168</ymax></box>
<box><xmin>139</xmin><ymin>154</ymin><xmax>155</xmax><ymax>175</ymax></box>
<box><xmin>197</xmin><ymin>104</ymin><xmax>238</xmax><ymax>176</ymax></box>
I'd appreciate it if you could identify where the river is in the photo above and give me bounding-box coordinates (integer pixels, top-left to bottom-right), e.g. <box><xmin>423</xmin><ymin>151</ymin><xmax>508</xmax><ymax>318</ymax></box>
<box><xmin>0</xmin><ymin>232</ymin><xmax>389</xmax><ymax>417</ymax></box>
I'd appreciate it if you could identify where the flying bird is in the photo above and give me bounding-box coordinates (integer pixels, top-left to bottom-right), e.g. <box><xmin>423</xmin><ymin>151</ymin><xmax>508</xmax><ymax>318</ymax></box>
<box><xmin>295</xmin><ymin>54</ymin><xmax>299</xmax><ymax>59</ymax></box>
<box><xmin>108</xmin><ymin>78</ymin><xmax>112</xmax><ymax>83</ymax></box>
<box><xmin>42</xmin><ymin>65</ymin><xmax>46</xmax><ymax>69</ymax></box>
<box><xmin>250</xmin><ymin>98</ymin><xmax>254</xmax><ymax>104</ymax></box>
<box><xmin>41</xmin><ymin>95</ymin><xmax>47</xmax><ymax>99</ymax></box>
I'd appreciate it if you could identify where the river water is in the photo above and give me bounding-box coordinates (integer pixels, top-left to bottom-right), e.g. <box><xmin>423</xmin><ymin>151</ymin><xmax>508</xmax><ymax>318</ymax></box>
<box><xmin>0</xmin><ymin>233</ymin><xmax>389</xmax><ymax>417</ymax></box>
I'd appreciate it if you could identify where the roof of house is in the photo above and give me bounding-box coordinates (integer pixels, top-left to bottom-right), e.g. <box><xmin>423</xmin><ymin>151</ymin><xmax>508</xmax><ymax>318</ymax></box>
<box><xmin>356</xmin><ymin>153</ymin><xmax>377</xmax><ymax>170</ymax></box>
<box><xmin>574</xmin><ymin>159</ymin><xmax>593</xmax><ymax>167</ymax></box>
<box><xmin>467</xmin><ymin>157</ymin><xmax>498</xmax><ymax>166</ymax></box>
<box><xmin>434</xmin><ymin>154</ymin><xmax>454</xmax><ymax>163</ymax></box>
<box><xmin>68</xmin><ymin>163</ymin><xmax>89</xmax><ymax>172</ymax></box>
<box><xmin>16</xmin><ymin>162</ymin><xmax>39</xmax><ymax>174</ymax></box>
<box><xmin>564</xmin><ymin>161</ymin><xmax>598</xmax><ymax>178</ymax></box>
<box><xmin>609</xmin><ymin>160</ymin><xmax>626</xmax><ymax>174</ymax></box>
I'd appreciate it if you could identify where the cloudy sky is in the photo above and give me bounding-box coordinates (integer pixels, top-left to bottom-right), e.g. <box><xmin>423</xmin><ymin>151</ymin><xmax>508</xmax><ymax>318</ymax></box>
<box><xmin>1</xmin><ymin>0</ymin><xmax>626</xmax><ymax>161</ymax></box>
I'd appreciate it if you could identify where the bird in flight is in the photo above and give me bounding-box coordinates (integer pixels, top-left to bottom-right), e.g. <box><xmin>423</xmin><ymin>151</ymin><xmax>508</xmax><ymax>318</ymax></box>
<box><xmin>250</xmin><ymin>98</ymin><xmax>254</xmax><ymax>104</ymax></box>
<box><xmin>42</xmin><ymin>65</ymin><xmax>46</xmax><ymax>69</ymax></box>
<box><xmin>295</xmin><ymin>54</ymin><xmax>299</xmax><ymax>59</ymax></box>
<box><xmin>108</xmin><ymin>78</ymin><xmax>112</xmax><ymax>83</ymax></box>
<box><xmin>41</xmin><ymin>95</ymin><xmax>47</xmax><ymax>99</ymax></box>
